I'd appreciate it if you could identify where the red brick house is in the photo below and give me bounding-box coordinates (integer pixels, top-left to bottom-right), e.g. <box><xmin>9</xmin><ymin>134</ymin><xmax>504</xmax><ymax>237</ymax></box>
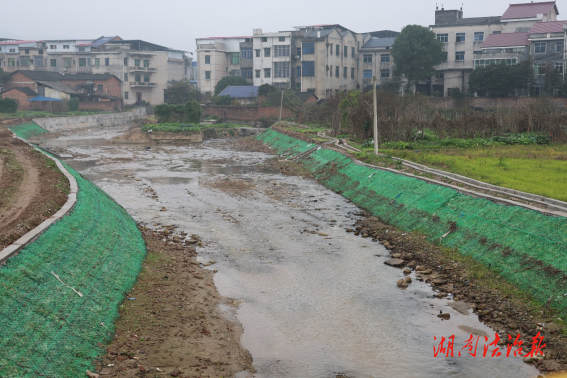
<box><xmin>1</xmin><ymin>87</ymin><xmax>38</xmax><ymax>110</ymax></box>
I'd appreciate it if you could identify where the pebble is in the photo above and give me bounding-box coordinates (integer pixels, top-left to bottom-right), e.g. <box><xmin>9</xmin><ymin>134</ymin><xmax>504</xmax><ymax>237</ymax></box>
<box><xmin>403</xmin><ymin>268</ymin><xmax>411</xmax><ymax>275</ymax></box>
<box><xmin>193</xmin><ymin>273</ymin><xmax>204</xmax><ymax>279</ymax></box>
<box><xmin>397</xmin><ymin>278</ymin><xmax>408</xmax><ymax>288</ymax></box>
<box><xmin>405</xmin><ymin>276</ymin><xmax>412</xmax><ymax>284</ymax></box>
<box><xmin>384</xmin><ymin>258</ymin><xmax>404</xmax><ymax>267</ymax></box>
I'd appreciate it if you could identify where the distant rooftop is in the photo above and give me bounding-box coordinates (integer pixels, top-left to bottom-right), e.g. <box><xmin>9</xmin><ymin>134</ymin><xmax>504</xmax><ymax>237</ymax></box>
<box><xmin>362</xmin><ymin>37</ymin><xmax>396</xmax><ymax>49</ymax></box>
<box><xmin>0</xmin><ymin>40</ymin><xmax>41</xmax><ymax>45</ymax></box>
<box><xmin>197</xmin><ymin>36</ymin><xmax>253</xmax><ymax>40</ymax></box>
<box><xmin>501</xmin><ymin>1</ymin><xmax>558</xmax><ymax>20</ymax></box>
<box><xmin>218</xmin><ymin>86</ymin><xmax>259</xmax><ymax>99</ymax></box>
<box><xmin>481</xmin><ymin>32</ymin><xmax>529</xmax><ymax>48</ymax></box>
<box><xmin>528</xmin><ymin>20</ymin><xmax>567</xmax><ymax>33</ymax></box>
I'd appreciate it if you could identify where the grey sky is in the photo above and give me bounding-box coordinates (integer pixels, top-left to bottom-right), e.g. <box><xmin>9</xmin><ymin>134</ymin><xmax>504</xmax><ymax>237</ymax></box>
<box><xmin>1</xmin><ymin>0</ymin><xmax>562</xmax><ymax>56</ymax></box>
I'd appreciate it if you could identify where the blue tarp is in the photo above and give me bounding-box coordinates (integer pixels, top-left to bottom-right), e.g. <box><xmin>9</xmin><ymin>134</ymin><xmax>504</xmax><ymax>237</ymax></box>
<box><xmin>28</xmin><ymin>96</ymin><xmax>63</xmax><ymax>102</ymax></box>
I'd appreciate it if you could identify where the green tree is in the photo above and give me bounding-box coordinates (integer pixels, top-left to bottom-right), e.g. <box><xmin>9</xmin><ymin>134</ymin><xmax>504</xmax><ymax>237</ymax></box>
<box><xmin>258</xmin><ymin>83</ymin><xmax>278</xmax><ymax>98</ymax></box>
<box><xmin>214</xmin><ymin>76</ymin><xmax>250</xmax><ymax>95</ymax></box>
<box><xmin>468</xmin><ymin>62</ymin><xmax>532</xmax><ymax>97</ymax></box>
<box><xmin>0</xmin><ymin>98</ymin><xmax>17</xmax><ymax>113</ymax></box>
<box><xmin>0</xmin><ymin>68</ymin><xmax>11</xmax><ymax>86</ymax></box>
<box><xmin>391</xmin><ymin>25</ymin><xmax>447</xmax><ymax>88</ymax></box>
<box><xmin>165</xmin><ymin>81</ymin><xmax>202</xmax><ymax>104</ymax></box>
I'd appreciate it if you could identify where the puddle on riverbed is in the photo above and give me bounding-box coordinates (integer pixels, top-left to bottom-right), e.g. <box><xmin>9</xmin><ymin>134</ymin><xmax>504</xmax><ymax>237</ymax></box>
<box><xmin>58</xmin><ymin>135</ymin><xmax>539</xmax><ymax>378</ymax></box>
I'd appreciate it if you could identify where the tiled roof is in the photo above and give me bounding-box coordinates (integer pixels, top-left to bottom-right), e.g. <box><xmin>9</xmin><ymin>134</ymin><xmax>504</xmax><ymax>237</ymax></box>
<box><xmin>501</xmin><ymin>1</ymin><xmax>557</xmax><ymax>20</ymax></box>
<box><xmin>218</xmin><ymin>86</ymin><xmax>258</xmax><ymax>99</ymax></box>
<box><xmin>529</xmin><ymin>20</ymin><xmax>567</xmax><ymax>33</ymax></box>
<box><xmin>362</xmin><ymin>37</ymin><xmax>396</xmax><ymax>49</ymax></box>
<box><xmin>481</xmin><ymin>32</ymin><xmax>529</xmax><ymax>48</ymax></box>
<box><xmin>4</xmin><ymin>87</ymin><xmax>37</xmax><ymax>96</ymax></box>
<box><xmin>0</xmin><ymin>40</ymin><xmax>41</xmax><ymax>45</ymax></box>
<box><xmin>38</xmin><ymin>81</ymin><xmax>81</xmax><ymax>94</ymax></box>
<box><xmin>198</xmin><ymin>36</ymin><xmax>253</xmax><ymax>40</ymax></box>
<box><xmin>61</xmin><ymin>73</ymin><xmax>120</xmax><ymax>81</ymax></box>
<box><xmin>13</xmin><ymin>70</ymin><xmax>63</xmax><ymax>81</ymax></box>
<box><xmin>303</xmin><ymin>29</ymin><xmax>334</xmax><ymax>39</ymax></box>
<box><xmin>294</xmin><ymin>91</ymin><xmax>318</xmax><ymax>102</ymax></box>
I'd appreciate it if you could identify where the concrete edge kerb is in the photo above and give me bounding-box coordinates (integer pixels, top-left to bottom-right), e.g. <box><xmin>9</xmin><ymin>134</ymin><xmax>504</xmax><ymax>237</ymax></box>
<box><xmin>0</xmin><ymin>135</ymin><xmax>78</xmax><ymax>266</ymax></box>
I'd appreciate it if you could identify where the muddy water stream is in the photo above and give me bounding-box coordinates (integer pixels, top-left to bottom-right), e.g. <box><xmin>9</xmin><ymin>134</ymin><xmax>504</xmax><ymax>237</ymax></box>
<box><xmin>43</xmin><ymin>134</ymin><xmax>540</xmax><ymax>378</ymax></box>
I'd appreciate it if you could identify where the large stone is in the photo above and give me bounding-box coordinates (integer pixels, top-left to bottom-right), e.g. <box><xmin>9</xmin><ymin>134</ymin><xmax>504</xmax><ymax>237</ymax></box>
<box><xmin>384</xmin><ymin>258</ymin><xmax>404</xmax><ymax>267</ymax></box>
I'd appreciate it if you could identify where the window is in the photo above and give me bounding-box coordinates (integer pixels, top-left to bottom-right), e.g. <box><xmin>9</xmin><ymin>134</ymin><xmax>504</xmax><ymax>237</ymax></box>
<box><xmin>124</xmin><ymin>73</ymin><xmax>128</xmax><ymax>81</ymax></box>
<box><xmin>231</xmin><ymin>52</ymin><xmax>240</xmax><ymax>65</ymax></box>
<box><xmin>381</xmin><ymin>54</ymin><xmax>390</xmax><ymax>63</ymax></box>
<box><xmin>255</xmin><ymin>49</ymin><xmax>260</xmax><ymax>57</ymax></box>
<box><xmin>274</xmin><ymin>62</ymin><xmax>290</xmax><ymax>77</ymax></box>
<box><xmin>335</xmin><ymin>66</ymin><xmax>339</xmax><ymax>77</ymax></box>
<box><xmin>264</xmin><ymin>68</ymin><xmax>271</xmax><ymax>78</ymax></box>
<box><xmin>302</xmin><ymin>61</ymin><xmax>315</xmax><ymax>76</ymax></box>
<box><xmin>534</xmin><ymin>42</ymin><xmax>546</xmax><ymax>53</ymax></box>
<box><xmin>230</xmin><ymin>69</ymin><xmax>240</xmax><ymax>76</ymax></box>
<box><xmin>435</xmin><ymin>71</ymin><xmax>444</xmax><ymax>79</ymax></box>
<box><xmin>274</xmin><ymin>45</ymin><xmax>290</xmax><ymax>57</ymax></box>
<box><xmin>20</xmin><ymin>56</ymin><xmax>30</xmax><ymax>67</ymax></box>
<box><xmin>135</xmin><ymin>74</ymin><xmax>141</xmax><ymax>82</ymax></box>
<box><xmin>143</xmin><ymin>60</ymin><xmax>150</xmax><ymax>67</ymax></box>
<box><xmin>279</xmin><ymin>36</ymin><xmax>285</xmax><ymax>42</ymax></box>
<box><xmin>50</xmin><ymin>45</ymin><xmax>56</xmax><ymax>49</ymax></box>
<box><xmin>363</xmin><ymin>70</ymin><xmax>372</xmax><ymax>78</ymax></box>
<box><xmin>241</xmin><ymin>67</ymin><xmax>253</xmax><ymax>78</ymax></box>
<box><xmin>50</xmin><ymin>59</ymin><xmax>56</xmax><ymax>67</ymax></box>
<box><xmin>34</xmin><ymin>57</ymin><xmax>43</xmax><ymax>66</ymax></box>
<box><xmin>264</xmin><ymin>48</ymin><xmax>271</xmax><ymax>57</ymax></box>
<box><xmin>296</xmin><ymin>47</ymin><xmax>301</xmax><ymax>57</ymax></box>
<box><xmin>455</xmin><ymin>51</ymin><xmax>465</xmax><ymax>61</ymax></box>
<box><xmin>135</xmin><ymin>59</ymin><xmax>140</xmax><ymax>67</ymax></box>
<box><xmin>38</xmin><ymin>49</ymin><xmax>43</xmax><ymax>55</ymax></box>
<box><xmin>474</xmin><ymin>32</ymin><xmax>484</xmax><ymax>42</ymax></box>
<box><xmin>555</xmin><ymin>62</ymin><xmax>563</xmax><ymax>73</ymax></box>
<box><xmin>144</xmin><ymin>74</ymin><xmax>150</xmax><ymax>82</ymax></box>
<box><xmin>351</xmin><ymin>47</ymin><xmax>355</xmax><ymax>57</ymax></box>
<box><xmin>351</xmin><ymin>67</ymin><xmax>355</xmax><ymax>78</ymax></box>
<box><xmin>98</xmin><ymin>84</ymin><xmax>103</xmax><ymax>91</ymax></box>
<box><xmin>329</xmin><ymin>65</ymin><xmax>332</xmax><ymax>77</ymax></box>
<box><xmin>64</xmin><ymin>58</ymin><xmax>72</xmax><ymax>68</ymax></box>
<box><xmin>344</xmin><ymin>46</ymin><xmax>348</xmax><ymax>57</ymax></box>
<box><xmin>261</xmin><ymin>37</ymin><xmax>268</xmax><ymax>42</ymax></box>
<box><xmin>554</xmin><ymin>87</ymin><xmax>561</xmax><ymax>96</ymax></box>
<box><xmin>105</xmin><ymin>58</ymin><xmax>109</xmax><ymax>66</ymax></box>
<box><xmin>297</xmin><ymin>66</ymin><xmax>301</xmax><ymax>77</ymax></box>
<box><xmin>437</xmin><ymin>33</ymin><xmax>448</xmax><ymax>42</ymax></box>
<box><xmin>124</xmin><ymin>58</ymin><xmax>128</xmax><ymax>66</ymax></box>
<box><xmin>493</xmin><ymin>31</ymin><xmax>501</xmax><ymax>34</ymax></box>
<box><xmin>125</xmin><ymin>91</ymin><xmax>129</xmax><ymax>100</ymax></box>
<box><xmin>79</xmin><ymin>58</ymin><xmax>86</xmax><ymax>67</ymax></box>
<box><xmin>456</xmin><ymin>33</ymin><xmax>466</xmax><ymax>42</ymax></box>
<box><xmin>255</xmin><ymin>70</ymin><xmax>261</xmax><ymax>78</ymax></box>
<box><xmin>556</xmin><ymin>41</ymin><xmax>563</xmax><ymax>52</ymax></box>
<box><xmin>363</xmin><ymin>54</ymin><xmax>372</xmax><ymax>63</ymax></box>
<box><xmin>343</xmin><ymin>67</ymin><xmax>347</xmax><ymax>78</ymax></box>
<box><xmin>474</xmin><ymin>58</ymin><xmax>518</xmax><ymax>68</ymax></box>
<box><xmin>25</xmin><ymin>49</ymin><xmax>29</xmax><ymax>54</ymax></box>
<box><xmin>336</xmin><ymin>45</ymin><xmax>340</xmax><ymax>55</ymax></box>
<box><xmin>78</xmin><ymin>47</ymin><xmax>85</xmax><ymax>52</ymax></box>
<box><xmin>245</xmin><ymin>38</ymin><xmax>252</xmax><ymax>43</ymax></box>
<box><xmin>532</xmin><ymin>86</ymin><xmax>541</xmax><ymax>96</ymax></box>
<box><xmin>7</xmin><ymin>58</ymin><xmax>15</xmax><ymax>67</ymax></box>
<box><xmin>380</xmin><ymin>69</ymin><xmax>390</xmax><ymax>78</ymax></box>
<box><xmin>205</xmin><ymin>71</ymin><xmax>211</xmax><ymax>79</ymax></box>
<box><xmin>95</xmin><ymin>58</ymin><xmax>100</xmax><ymax>66</ymax></box>
<box><xmin>241</xmin><ymin>47</ymin><xmax>252</xmax><ymax>59</ymax></box>
<box><xmin>302</xmin><ymin>43</ymin><xmax>315</xmax><ymax>54</ymax></box>
<box><xmin>63</xmin><ymin>45</ymin><xmax>70</xmax><ymax>49</ymax></box>
<box><xmin>534</xmin><ymin>62</ymin><xmax>545</xmax><ymax>75</ymax></box>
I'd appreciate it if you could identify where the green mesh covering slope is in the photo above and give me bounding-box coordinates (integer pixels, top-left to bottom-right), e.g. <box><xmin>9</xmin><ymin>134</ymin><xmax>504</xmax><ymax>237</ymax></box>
<box><xmin>8</xmin><ymin>122</ymin><xmax>49</xmax><ymax>139</ymax></box>
<box><xmin>0</xmin><ymin>162</ymin><xmax>146</xmax><ymax>377</ymax></box>
<box><xmin>257</xmin><ymin>129</ymin><xmax>567</xmax><ymax>314</ymax></box>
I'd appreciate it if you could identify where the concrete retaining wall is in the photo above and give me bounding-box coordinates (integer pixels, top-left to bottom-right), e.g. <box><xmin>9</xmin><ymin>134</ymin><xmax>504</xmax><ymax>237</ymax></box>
<box><xmin>33</xmin><ymin>108</ymin><xmax>146</xmax><ymax>132</ymax></box>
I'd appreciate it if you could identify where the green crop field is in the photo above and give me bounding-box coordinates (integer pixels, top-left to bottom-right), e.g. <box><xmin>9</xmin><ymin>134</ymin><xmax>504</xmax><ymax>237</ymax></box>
<box><xmin>383</xmin><ymin>144</ymin><xmax>567</xmax><ymax>202</ymax></box>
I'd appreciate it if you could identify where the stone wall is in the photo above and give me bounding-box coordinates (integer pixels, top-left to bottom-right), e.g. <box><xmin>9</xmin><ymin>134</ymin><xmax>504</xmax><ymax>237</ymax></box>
<box><xmin>428</xmin><ymin>96</ymin><xmax>567</xmax><ymax>109</ymax></box>
<box><xmin>33</xmin><ymin>108</ymin><xmax>146</xmax><ymax>131</ymax></box>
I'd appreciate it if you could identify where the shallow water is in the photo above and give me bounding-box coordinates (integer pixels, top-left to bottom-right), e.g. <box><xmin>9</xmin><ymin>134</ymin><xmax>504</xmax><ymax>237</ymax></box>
<box><xmin>61</xmin><ymin>137</ymin><xmax>539</xmax><ymax>378</ymax></box>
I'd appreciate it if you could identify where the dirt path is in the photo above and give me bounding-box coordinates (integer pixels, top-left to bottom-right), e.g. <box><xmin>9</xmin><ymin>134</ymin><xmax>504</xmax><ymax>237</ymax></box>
<box><xmin>0</xmin><ymin>125</ymin><xmax>69</xmax><ymax>250</ymax></box>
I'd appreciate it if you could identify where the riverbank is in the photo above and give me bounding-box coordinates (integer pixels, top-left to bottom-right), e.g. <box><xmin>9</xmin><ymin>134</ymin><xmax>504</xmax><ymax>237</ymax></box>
<box><xmin>251</xmin><ymin>129</ymin><xmax>567</xmax><ymax>374</ymax></box>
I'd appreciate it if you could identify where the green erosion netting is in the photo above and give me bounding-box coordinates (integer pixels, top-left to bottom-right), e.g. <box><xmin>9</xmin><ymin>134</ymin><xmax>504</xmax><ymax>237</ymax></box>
<box><xmin>8</xmin><ymin>122</ymin><xmax>49</xmax><ymax>139</ymax></box>
<box><xmin>0</xmin><ymin>162</ymin><xmax>146</xmax><ymax>377</ymax></box>
<box><xmin>257</xmin><ymin>129</ymin><xmax>567</xmax><ymax>314</ymax></box>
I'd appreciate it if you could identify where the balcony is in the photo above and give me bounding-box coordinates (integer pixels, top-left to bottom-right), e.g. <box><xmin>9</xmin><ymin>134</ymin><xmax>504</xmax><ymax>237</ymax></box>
<box><xmin>129</xmin><ymin>66</ymin><xmax>157</xmax><ymax>72</ymax></box>
<box><xmin>130</xmin><ymin>82</ymin><xmax>156</xmax><ymax>87</ymax></box>
<box><xmin>128</xmin><ymin>51</ymin><xmax>155</xmax><ymax>56</ymax></box>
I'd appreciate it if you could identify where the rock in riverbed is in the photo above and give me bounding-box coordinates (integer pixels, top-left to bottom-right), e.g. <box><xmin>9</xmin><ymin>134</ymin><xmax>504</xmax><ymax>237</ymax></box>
<box><xmin>384</xmin><ymin>258</ymin><xmax>404</xmax><ymax>267</ymax></box>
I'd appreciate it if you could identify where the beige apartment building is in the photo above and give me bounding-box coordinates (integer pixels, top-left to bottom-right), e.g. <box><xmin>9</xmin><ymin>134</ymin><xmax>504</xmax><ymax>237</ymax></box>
<box><xmin>358</xmin><ymin>37</ymin><xmax>398</xmax><ymax>91</ymax></box>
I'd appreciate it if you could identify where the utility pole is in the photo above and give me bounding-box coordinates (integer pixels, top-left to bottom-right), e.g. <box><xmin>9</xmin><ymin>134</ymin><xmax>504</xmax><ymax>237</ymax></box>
<box><xmin>279</xmin><ymin>89</ymin><xmax>284</xmax><ymax>122</ymax></box>
<box><xmin>373</xmin><ymin>75</ymin><xmax>378</xmax><ymax>155</ymax></box>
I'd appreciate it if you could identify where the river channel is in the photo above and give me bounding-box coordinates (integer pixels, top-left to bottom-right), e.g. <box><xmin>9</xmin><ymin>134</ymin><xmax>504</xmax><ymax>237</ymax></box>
<box><xmin>41</xmin><ymin>129</ymin><xmax>540</xmax><ymax>378</ymax></box>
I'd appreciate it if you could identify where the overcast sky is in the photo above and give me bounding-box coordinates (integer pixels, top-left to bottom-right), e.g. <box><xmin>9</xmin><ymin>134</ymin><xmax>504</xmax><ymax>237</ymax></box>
<box><xmin>1</xmin><ymin>0</ymin><xmax>562</xmax><ymax>56</ymax></box>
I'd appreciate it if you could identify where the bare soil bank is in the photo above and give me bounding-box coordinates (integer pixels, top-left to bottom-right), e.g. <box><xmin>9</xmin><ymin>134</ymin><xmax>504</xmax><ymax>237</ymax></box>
<box><xmin>0</xmin><ymin>124</ymin><xmax>68</xmax><ymax>250</ymax></box>
<box><xmin>98</xmin><ymin>225</ymin><xmax>254</xmax><ymax>378</ymax></box>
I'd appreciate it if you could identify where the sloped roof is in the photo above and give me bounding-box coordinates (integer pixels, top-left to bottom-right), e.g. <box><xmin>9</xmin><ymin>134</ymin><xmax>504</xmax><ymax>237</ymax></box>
<box><xmin>362</xmin><ymin>37</ymin><xmax>396</xmax><ymax>49</ymax></box>
<box><xmin>303</xmin><ymin>28</ymin><xmax>334</xmax><ymax>39</ymax></box>
<box><xmin>38</xmin><ymin>81</ymin><xmax>81</xmax><ymax>94</ymax></box>
<box><xmin>481</xmin><ymin>32</ymin><xmax>529</xmax><ymax>48</ymax></box>
<box><xmin>529</xmin><ymin>20</ymin><xmax>567</xmax><ymax>33</ymax></box>
<box><xmin>295</xmin><ymin>91</ymin><xmax>318</xmax><ymax>102</ymax></box>
<box><xmin>218</xmin><ymin>86</ymin><xmax>259</xmax><ymax>99</ymax></box>
<box><xmin>501</xmin><ymin>1</ymin><xmax>558</xmax><ymax>20</ymax></box>
<box><xmin>61</xmin><ymin>73</ymin><xmax>120</xmax><ymax>82</ymax></box>
<box><xmin>3</xmin><ymin>87</ymin><xmax>37</xmax><ymax>96</ymax></box>
<box><xmin>0</xmin><ymin>40</ymin><xmax>41</xmax><ymax>45</ymax></box>
<box><xmin>12</xmin><ymin>70</ymin><xmax>63</xmax><ymax>81</ymax></box>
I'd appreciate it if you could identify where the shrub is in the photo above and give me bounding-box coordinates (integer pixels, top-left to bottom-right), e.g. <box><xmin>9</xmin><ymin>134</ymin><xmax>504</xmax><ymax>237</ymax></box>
<box><xmin>154</xmin><ymin>100</ymin><xmax>202</xmax><ymax>123</ymax></box>
<box><xmin>68</xmin><ymin>98</ymin><xmax>79</xmax><ymax>111</ymax></box>
<box><xmin>0</xmin><ymin>98</ymin><xmax>18</xmax><ymax>113</ymax></box>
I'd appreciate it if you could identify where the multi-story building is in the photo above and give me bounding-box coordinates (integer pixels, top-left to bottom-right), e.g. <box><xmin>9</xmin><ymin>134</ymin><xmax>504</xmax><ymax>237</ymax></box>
<box><xmin>526</xmin><ymin>21</ymin><xmax>566</xmax><ymax>95</ymax></box>
<box><xmin>431</xmin><ymin>1</ymin><xmax>560</xmax><ymax>95</ymax></box>
<box><xmin>0</xmin><ymin>40</ymin><xmax>48</xmax><ymax>71</ymax></box>
<box><xmin>358</xmin><ymin>37</ymin><xmax>397</xmax><ymax>90</ymax></box>
<box><xmin>252</xmin><ymin>29</ymin><xmax>293</xmax><ymax>89</ymax></box>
